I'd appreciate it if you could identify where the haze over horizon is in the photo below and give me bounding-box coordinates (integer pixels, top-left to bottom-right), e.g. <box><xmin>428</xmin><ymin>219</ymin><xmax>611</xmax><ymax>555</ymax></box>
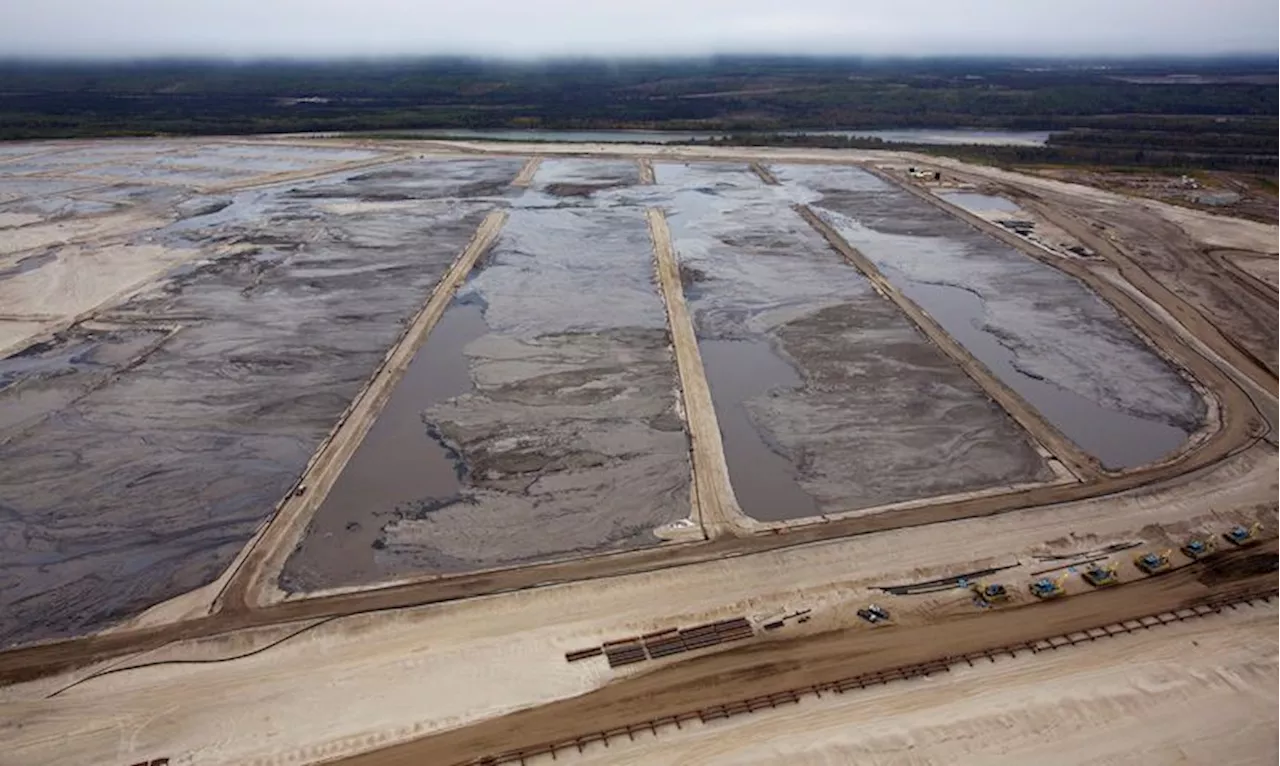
<box><xmin>2</xmin><ymin>0</ymin><xmax>1277</xmax><ymax>60</ymax></box>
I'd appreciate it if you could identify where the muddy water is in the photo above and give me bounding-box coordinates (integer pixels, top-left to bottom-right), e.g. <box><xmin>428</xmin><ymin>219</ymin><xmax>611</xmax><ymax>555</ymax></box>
<box><xmin>0</xmin><ymin>156</ymin><xmax>521</xmax><ymax>646</ymax></box>
<box><xmin>654</xmin><ymin>161</ymin><xmax>1050</xmax><ymax>520</ymax></box>
<box><xmin>779</xmin><ymin>164</ymin><xmax>1205</xmax><ymax>470</ymax></box>
<box><xmin>282</xmin><ymin>302</ymin><xmax>487</xmax><ymax>587</ymax></box>
<box><xmin>906</xmin><ymin>282</ymin><xmax>1189</xmax><ymax>467</ymax></box>
<box><xmin>700</xmin><ymin>340</ymin><xmax>817</xmax><ymax>520</ymax></box>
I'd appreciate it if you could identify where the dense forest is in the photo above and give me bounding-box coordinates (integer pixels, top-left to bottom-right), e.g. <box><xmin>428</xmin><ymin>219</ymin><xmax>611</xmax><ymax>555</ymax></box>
<box><xmin>0</xmin><ymin>56</ymin><xmax>1275</xmax><ymax>173</ymax></box>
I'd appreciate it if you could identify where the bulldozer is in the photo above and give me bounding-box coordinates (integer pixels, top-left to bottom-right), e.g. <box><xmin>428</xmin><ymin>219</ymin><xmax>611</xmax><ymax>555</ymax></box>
<box><xmin>1223</xmin><ymin>523</ymin><xmax>1262</xmax><ymax>547</ymax></box>
<box><xmin>1180</xmin><ymin>537</ymin><xmax>1215</xmax><ymax>560</ymax></box>
<box><xmin>967</xmin><ymin>586</ymin><xmax>1008</xmax><ymax>609</ymax></box>
<box><xmin>1134</xmin><ymin>550</ymin><xmax>1172</xmax><ymax>575</ymax></box>
<box><xmin>970</xmin><ymin>582</ymin><xmax>1011</xmax><ymax>605</ymax></box>
<box><xmin>1081</xmin><ymin>561</ymin><xmax>1120</xmax><ymax>587</ymax></box>
<box><xmin>1029</xmin><ymin>573</ymin><xmax>1068</xmax><ymax>599</ymax></box>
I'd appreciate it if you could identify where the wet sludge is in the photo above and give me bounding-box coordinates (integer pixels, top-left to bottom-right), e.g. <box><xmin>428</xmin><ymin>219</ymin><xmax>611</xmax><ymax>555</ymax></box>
<box><xmin>281</xmin><ymin>158</ymin><xmax>691</xmax><ymax>590</ymax></box>
<box><xmin>654</xmin><ymin>161</ymin><xmax>1052</xmax><ymax>520</ymax></box>
<box><xmin>778</xmin><ymin>164</ymin><xmax>1205</xmax><ymax>469</ymax></box>
<box><xmin>0</xmin><ymin>157</ymin><xmax>521</xmax><ymax>646</ymax></box>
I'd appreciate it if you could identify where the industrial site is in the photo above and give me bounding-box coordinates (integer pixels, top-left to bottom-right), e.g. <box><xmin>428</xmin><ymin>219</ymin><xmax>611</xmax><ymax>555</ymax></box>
<box><xmin>0</xmin><ymin>136</ymin><xmax>1275</xmax><ymax>766</ymax></box>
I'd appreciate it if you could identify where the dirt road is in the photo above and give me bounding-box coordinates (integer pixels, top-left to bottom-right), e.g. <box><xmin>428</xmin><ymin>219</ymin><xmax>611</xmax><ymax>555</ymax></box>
<box><xmin>332</xmin><ymin>543</ymin><xmax>1277</xmax><ymax>765</ymax></box>
<box><xmin>637</xmin><ymin>159</ymin><xmax>655</xmax><ymax>185</ymax></box>
<box><xmin>647</xmin><ymin>208</ymin><xmax>745</xmax><ymax>537</ymax></box>
<box><xmin>511</xmin><ymin>157</ymin><xmax>542</xmax><ymax>187</ymax></box>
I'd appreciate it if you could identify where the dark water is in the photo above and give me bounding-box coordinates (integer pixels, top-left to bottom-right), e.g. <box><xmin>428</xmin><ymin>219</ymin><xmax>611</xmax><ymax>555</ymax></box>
<box><xmin>700</xmin><ymin>339</ymin><xmax>818</xmax><ymax>521</ymax></box>
<box><xmin>309</xmin><ymin>300</ymin><xmax>487</xmax><ymax>553</ymax></box>
<box><xmin>903</xmin><ymin>280</ymin><xmax>1189</xmax><ymax>469</ymax></box>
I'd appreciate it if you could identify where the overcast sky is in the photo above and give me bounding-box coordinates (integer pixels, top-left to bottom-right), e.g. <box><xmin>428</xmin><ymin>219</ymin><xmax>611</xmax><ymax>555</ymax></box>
<box><xmin>1</xmin><ymin>0</ymin><xmax>1276</xmax><ymax>59</ymax></box>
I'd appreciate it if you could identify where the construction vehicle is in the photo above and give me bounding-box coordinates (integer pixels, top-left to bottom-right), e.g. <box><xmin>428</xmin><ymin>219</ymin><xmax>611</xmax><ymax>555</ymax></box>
<box><xmin>1029</xmin><ymin>573</ymin><xmax>1068</xmax><ymax>599</ymax></box>
<box><xmin>970</xmin><ymin>582</ymin><xmax>1011</xmax><ymax>605</ymax></box>
<box><xmin>1081</xmin><ymin>561</ymin><xmax>1120</xmax><ymax>587</ymax></box>
<box><xmin>856</xmin><ymin>604</ymin><xmax>891</xmax><ymax>624</ymax></box>
<box><xmin>1134</xmin><ymin>550</ymin><xmax>1172</xmax><ymax>575</ymax></box>
<box><xmin>1223</xmin><ymin>523</ymin><xmax>1262</xmax><ymax>547</ymax></box>
<box><xmin>1180</xmin><ymin>537</ymin><xmax>1215</xmax><ymax>560</ymax></box>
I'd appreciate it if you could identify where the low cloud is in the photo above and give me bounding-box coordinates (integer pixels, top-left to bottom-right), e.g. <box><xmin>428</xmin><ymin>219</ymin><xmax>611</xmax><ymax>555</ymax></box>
<box><xmin>1</xmin><ymin>0</ymin><xmax>1276</xmax><ymax>58</ymax></box>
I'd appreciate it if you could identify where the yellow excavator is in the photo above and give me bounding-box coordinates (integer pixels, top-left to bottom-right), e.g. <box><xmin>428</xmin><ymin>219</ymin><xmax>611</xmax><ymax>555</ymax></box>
<box><xmin>1223</xmin><ymin>523</ymin><xmax>1262</xmax><ymax>547</ymax></box>
<box><xmin>1081</xmin><ymin>561</ymin><xmax>1120</xmax><ymax>587</ymax></box>
<box><xmin>1181</xmin><ymin>536</ymin><xmax>1216</xmax><ymax>560</ymax></box>
<box><xmin>970</xmin><ymin>582</ymin><xmax>1011</xmax><ymax>605</ymax></box>
<box><xmin>1029</xmin><ymin>572</ymin><xmax>1069</xmax><ymax>599</ymax></box>
<box><xmin>1134</xmin><ymin>550</ymin><xmax>1173</xmax><ymax>575</ymax></box>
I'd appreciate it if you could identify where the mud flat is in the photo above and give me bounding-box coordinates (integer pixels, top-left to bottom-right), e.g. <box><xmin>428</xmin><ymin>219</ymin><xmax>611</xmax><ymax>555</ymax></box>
<box><xmin>280</xmin><ymin>170</ymin><xmax>690</xmax><ymax>591</ymax></box>
<box><xmin>531</xmin><ymin>157</ymin><xmax>640</xmax><ymax>197</ymax></box>
<box><xmin>653</xmin><ymin>162</ymin><xmax>1051</xmax><ymax>521</ymax></box>
<box><xmin>0</xmin><ymin>325</ymin><xmax>170</xmax><ymax>431</ymax></box>
<box><xmin>778</xmin><ymin>164</ymin><xmax>1206</xmax><ymax>470</ymax></box>
<box><xmin>0</xmin><ymin>157</ymin><xmax>520</xmax><ymax>647</ymax></box>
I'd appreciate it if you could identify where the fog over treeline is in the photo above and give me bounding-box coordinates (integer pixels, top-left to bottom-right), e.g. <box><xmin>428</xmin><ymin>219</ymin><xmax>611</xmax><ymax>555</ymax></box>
<box><xmin>1</xmin><ymin>0</ymin><xmax>1277</xmax><ymax>59</ymax></box>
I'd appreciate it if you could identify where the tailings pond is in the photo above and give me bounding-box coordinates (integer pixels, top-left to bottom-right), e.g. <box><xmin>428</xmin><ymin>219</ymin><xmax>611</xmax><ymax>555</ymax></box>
<box><xmin>654</xmin><ymin>161</ymin><xmax>1051</xmax><ymax>521</ymax></box>
<box><xmin>777</xmin><ymin>164</ymin><xmax>1205</xmax><ymax>469</ymax></box>
<box><xmin>282</xmin><ymin>158</ymin><xmax>691</xmax><ymax>590</ymax></box>
<box><xmin>0</xmin><ymin>155</ymin><xmax>522</xmax><ymax>646</ymax></box>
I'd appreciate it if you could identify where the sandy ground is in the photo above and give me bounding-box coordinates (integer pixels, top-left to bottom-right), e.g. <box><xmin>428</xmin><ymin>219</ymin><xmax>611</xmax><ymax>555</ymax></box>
<box><xmin>562</xmin><ymin>601</ymin><xmax>1278</xmax><ymax>766</ymax></box>
<box><xmin>0</xmin><ymin>242</ymin><xmax>188</xmax><ymax>319</ymax></box>
<box><xmin>1224</xmin><ymin>250</ymin><xmax>1280</xmax><ymax>290</ymax></box>
<box><xmin>0</xmin><ymin>211</ymin><xmax>165</xmax><ymax>258</ymax></box>
<box><xmin>0</xmin><ymin>320</ymin><xmax>48</xmax><ymax>357</ymax></box>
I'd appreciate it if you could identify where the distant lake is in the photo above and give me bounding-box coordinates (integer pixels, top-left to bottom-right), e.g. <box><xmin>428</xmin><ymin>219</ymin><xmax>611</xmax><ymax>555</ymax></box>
<box><xmin>785</xmin><ymin>129</ymin><xmax>1053</xmax><ymax>146</ymax></box>
<box><xmin>369</xmin><ymin>129</ymin><xmax>717</xmax><ymax>144</ymax></box>
<box><xmin>361</xmin><ymin>128</ymin><xmax>1053</xmax><ymax>147</ymax></box>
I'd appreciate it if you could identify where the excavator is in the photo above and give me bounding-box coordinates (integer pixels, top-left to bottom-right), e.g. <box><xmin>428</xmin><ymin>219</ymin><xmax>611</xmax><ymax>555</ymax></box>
<box><xmin>1029</xmin><ymin>573</ymin><xmax>1068</xmax><ymax>599</ymax></box>
<box><xmin>1081</xmin><ymin>561</ymin><xmax>1120</xmax><ymax>587</ymax></box>
<box><xmin>1223</xmin><ymin>523</ymin><xmax>1262</xmax><ymax>547</ymax></box>
<box><xmin>1181</xmin><ymin>536</ymin><xmax>1216</xmax><ymax>560</ymax></box>
<box><xmin>969</xmin><ymin>582</ymin><xmax>1011</xmax><ymax>606</ymax></box>
<box><xmin>1134</xmin><ymin>550</ymin><xmax>1172</xmax><ymax>575</ymax></box>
